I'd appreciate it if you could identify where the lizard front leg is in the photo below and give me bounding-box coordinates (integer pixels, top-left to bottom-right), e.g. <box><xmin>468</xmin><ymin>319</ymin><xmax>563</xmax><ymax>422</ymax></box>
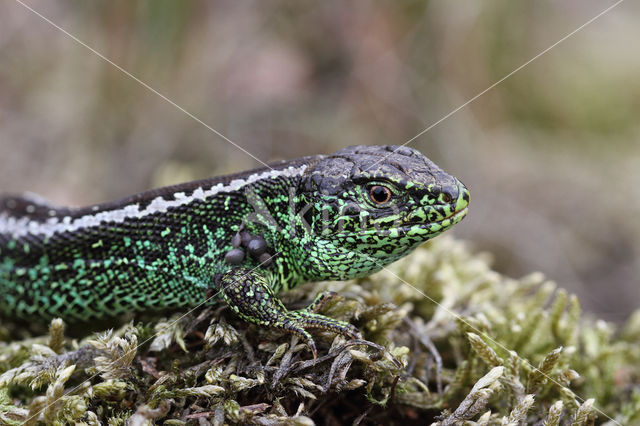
<box><xmin>217</xmin><ymin>268</ymin><xmax>360</xmax><ymax>359</ymax></box>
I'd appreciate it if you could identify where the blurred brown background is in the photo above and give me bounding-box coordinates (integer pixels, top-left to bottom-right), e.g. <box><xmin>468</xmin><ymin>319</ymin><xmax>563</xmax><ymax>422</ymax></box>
<box><xmin>1</xmin><ymin>1</ymin><xmax>638</xmax><ymax>322</ymax></box>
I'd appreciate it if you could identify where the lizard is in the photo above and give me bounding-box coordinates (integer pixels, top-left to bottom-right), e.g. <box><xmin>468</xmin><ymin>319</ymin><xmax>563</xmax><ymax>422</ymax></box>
<box><xmin>0</xmin><ymin>145</ymin><xmax>469</xmax><ymax>356</ymax></box>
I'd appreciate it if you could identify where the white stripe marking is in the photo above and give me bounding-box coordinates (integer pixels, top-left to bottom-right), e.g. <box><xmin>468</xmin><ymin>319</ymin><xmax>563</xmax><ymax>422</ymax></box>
<box><xmin>0</xmin><ymin>165</ymin><xmax>307</xmax><ymax>239</ymax></box>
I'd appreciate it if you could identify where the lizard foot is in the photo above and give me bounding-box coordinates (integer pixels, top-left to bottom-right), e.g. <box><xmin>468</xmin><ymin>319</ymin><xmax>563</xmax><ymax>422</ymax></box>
<box><xmin>218</xmin><ymin>269</ymin><xmax>360</xmax><ymax>360</ymax></box>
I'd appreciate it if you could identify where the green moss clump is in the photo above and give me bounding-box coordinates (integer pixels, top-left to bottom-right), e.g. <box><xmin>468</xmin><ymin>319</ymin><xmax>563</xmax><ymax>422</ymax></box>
<box><xmin>0</xmin><ymin>237</ymin><xmax>638</xmax><ymax>425</ymax></box>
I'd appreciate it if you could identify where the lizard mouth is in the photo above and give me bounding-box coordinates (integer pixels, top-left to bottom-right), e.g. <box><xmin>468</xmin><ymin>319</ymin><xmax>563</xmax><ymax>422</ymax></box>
<box><xmin>401</xmin><ymin>201</ymin><xmax>468</xmax><ymax>224</ymax></box>
<box><xmin>438</xmin><ymin>206</ymin><xmax>468</xmax><ymax>226</ymax></box>
<box><xmin>400</xmin><ymin>206</ymin><xmax>468</xmax><ymax>233</ymax></box>
<box><xmin>336</xmin><ymin>206</ymin><xmax>468</xmax><ymax>239</ymax></box>
<box><xmin>436</xmin><ymin>206</ymin><xmax>468</xmax><ymax>224</ymax></box>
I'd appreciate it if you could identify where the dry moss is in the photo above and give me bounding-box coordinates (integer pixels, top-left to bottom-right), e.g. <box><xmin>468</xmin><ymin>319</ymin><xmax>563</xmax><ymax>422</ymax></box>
<box><xmin>0</xmin><ymin>237</ymin><xmax>638</xmax><ymax>425</ymax></box>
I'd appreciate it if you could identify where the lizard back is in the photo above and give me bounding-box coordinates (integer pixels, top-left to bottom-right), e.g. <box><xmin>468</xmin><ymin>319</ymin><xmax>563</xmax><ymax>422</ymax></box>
<box><xmin>0</xmin><ymin>157</ymin><xmax>314</xmax><ymax>320</ymax></box>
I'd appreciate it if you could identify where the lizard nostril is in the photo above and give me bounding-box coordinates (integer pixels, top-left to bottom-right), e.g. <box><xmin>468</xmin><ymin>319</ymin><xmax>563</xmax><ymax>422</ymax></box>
<box><xmin>440</xmin><ymin>193</ymin><xmax>452</xmax><ymax>204</ymax></box>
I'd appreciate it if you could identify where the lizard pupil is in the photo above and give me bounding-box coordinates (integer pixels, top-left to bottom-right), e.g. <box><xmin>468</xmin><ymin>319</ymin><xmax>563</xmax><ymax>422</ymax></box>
<box><xmin>369</xmin><ymin>185</ymin><xmax>391</xmax><ymax>204</ymax></box>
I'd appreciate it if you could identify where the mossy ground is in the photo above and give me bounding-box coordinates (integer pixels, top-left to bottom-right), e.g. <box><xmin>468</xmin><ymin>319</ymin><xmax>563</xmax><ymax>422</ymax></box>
<box><xmin>0</xmin><ymin>237</ymin><xmax>638</xmax><ymax>425</ymax></box>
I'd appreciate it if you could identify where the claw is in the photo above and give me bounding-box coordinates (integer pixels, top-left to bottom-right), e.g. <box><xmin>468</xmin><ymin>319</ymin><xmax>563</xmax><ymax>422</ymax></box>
<box><xmin>340</xmin><ymin>322</ymin><xmax>362</xmax><ymax>340</ymax></box>
<box><xmin>306</xmin><ymin>291</ymin><xmax>340</xmax><ymax>313</ymax></box>
<box><xmin>308</xmin><ymin>339</ymin><xmax>318</xmax><ymax>363</ymax></box>
<box><xmin>285</xmin><ymin>321</ymin><xmax>318</xmax><ymax>361</ymax></box>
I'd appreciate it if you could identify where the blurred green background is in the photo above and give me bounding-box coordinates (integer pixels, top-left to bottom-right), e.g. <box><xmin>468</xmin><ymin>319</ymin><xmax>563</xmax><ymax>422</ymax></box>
<box><xmin>1</xmin><ymin>1</ymin><xmax>638</xmax><ymax>321</ymax></box>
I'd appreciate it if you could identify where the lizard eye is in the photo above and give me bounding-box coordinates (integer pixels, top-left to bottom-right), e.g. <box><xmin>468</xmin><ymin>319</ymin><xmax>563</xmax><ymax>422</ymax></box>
<box><xmin>369</xmin><ymin>185</ymin><xmax>392</xmax><ymax>205</ymax></box>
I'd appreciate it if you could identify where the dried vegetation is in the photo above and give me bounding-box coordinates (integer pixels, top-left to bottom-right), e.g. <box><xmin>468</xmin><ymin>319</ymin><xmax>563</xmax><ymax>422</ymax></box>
<box><xmin>1</xmin><ymin>237</ymin><xmax>639</xmax><ymax>425</ymax></box>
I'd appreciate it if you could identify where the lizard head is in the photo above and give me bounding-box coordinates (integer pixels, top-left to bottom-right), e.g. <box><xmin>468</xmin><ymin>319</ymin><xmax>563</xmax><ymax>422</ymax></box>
<box><xmin>293</xmin><ymin>145</ymin><xmax>469</xmax><ymax>281</ymax></box>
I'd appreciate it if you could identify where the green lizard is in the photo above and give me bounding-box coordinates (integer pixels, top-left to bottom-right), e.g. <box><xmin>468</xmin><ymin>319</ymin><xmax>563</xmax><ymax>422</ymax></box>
<box><xmin>0</xmin><ymin>145</ymin><xmax>468</xmax><ymax>355</ymax></box>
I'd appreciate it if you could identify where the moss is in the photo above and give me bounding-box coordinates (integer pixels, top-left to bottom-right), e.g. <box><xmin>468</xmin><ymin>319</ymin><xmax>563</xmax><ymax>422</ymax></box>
<box><xmin>0</xmin><ymin>237</ymin><xmax>638</xmax><ymax>424</ymax></box>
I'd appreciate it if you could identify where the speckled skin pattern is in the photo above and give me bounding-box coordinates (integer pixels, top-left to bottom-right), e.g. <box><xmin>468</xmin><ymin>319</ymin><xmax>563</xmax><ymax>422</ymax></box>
<box><xmin>0</xmin><ymin>145</ymin><xmax>468</xmax><ymax>354</ymax></box>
